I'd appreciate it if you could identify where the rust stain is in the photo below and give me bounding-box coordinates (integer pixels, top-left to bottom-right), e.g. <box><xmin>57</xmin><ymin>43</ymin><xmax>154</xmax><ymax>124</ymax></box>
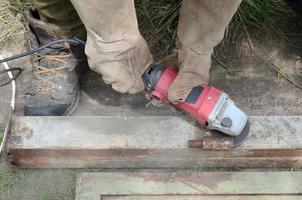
<box><xmin>130</xmin><ymin>171</ymin><xmax>233</xmax><ymax>191</ymax></box>
<box><xmin>19</xmin><ymin>127</ymin><xmax>33</xmax><ymax>135</ymax></box>
<box><xmin>7</xmin><ymin>148</ymin><xmax>152</xmax><ymax>168</ymax></box>
<box><xmin>245</xmin><ymin>149</ymin><xmax>301</xmax><ymax>167</ymax></box>
<box><xmin>6</xmin><ymin>147</ymin><xmax>302</xmax><ymax>168</ymax></box>
<box><xmin>8</xmin><ymin>149</ymin><xmax>302</xmax><ymax>168</ymax></box>
<box><xmin>189</xmin><ymin>136</ymin><xmax>234</xmax><ymax>150</ymax></box>
<box><xmin>201</xmin><ymin>136</ymin><xmax>233</xmax><ymax>150</ymax></box>
<box><xmin>9</xmin><ymin>120</ymin><xmax>33</xmax><ymax>144</ymax></box>
<box><xmin>248</xmin><ymin>149</ymin><xmax>302</xmax><ymax>157</ymax></box>
<box><xmin>11</xmin><ymin>122</ymin><xmax>33</xmax><ymax>137</ymax></box>
<box><xmin>188</xmin><ymin>140</ymin><xmax>203</xmax><ymax>148</ymax></box>
<box><xmin>175</xmin><ymin>171</ymin><xmax>233</xmax><ymax>190</ymax></box>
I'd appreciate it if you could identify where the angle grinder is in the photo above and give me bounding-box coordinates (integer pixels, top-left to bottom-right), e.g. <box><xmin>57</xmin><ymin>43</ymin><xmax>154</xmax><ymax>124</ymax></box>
<box><xmin>143</xmin><ymin>64</ymin><xmax>250</xmax><ymax>145</ymax></box>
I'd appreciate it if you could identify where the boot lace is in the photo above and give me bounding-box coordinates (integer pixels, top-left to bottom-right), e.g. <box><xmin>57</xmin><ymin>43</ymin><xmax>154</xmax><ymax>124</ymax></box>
<box><xmin>33</xmin><ymin>53</ymin><xmax>70</xmax><ymax>94</ymax></box>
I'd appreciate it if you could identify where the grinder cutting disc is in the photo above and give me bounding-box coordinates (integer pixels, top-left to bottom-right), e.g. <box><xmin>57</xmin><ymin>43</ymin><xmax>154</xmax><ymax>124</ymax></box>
<box><xmin>233</xmin><ymin>120</ymin><xmax>250</xmax><ymax>145</ymax></box>
<box><xmin>210</xmin><ymin>120</ymin><xmax>250</xmax><ymax>146</ymax></box>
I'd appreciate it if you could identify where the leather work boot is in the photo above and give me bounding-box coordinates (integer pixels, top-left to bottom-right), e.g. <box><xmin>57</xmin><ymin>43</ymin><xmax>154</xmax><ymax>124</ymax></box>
<box><xmin>24</xmin><ymin>10</ymin><xmax>86</xmax><ymax>116</ymax></box>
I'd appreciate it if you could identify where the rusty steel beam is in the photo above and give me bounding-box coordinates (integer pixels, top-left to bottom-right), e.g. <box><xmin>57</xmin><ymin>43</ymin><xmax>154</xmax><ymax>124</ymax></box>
<box><xmin>7</xmin><ymin>116</ymin><xmax>302</xmax><ymax>168</ymax></box>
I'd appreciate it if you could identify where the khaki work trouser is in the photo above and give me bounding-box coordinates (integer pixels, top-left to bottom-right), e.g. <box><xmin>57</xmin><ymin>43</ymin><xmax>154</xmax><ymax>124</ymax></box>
<box><xmin>30</xmin><ymin>0</ymin><xmax>242</xmax><ymax>102</ymax></box>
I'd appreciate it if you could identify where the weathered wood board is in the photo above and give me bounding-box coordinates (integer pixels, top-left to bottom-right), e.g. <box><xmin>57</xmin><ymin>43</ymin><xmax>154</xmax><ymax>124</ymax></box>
<box><xmin>102</xmin><ymin>196</ymin><xmax>302</xmax><ymax>200</ymax></box>
<box><xmin>7</xmin><ymin>115</ymin><xmax>302</xmax><ymax>168</ymax></box>
<box><xmin>76</xmin><ymin>172</ymin><xmax>302</xmax><ymax>200</ymax></box>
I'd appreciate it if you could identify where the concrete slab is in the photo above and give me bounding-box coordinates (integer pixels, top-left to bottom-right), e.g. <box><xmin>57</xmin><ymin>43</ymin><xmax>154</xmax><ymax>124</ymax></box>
<box><xmin>76</xmin><ymin>172</ymin><xmax>302</xmax><ymax>200</ymax></box>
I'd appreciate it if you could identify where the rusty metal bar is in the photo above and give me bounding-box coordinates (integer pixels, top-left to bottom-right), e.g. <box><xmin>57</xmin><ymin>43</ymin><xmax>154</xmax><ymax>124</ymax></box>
<box><xmin>7</xmin><ymin>116</ymin><xmax>302</xmax><ymax>168</ymax></box>
<box><xmin>189</xmin><ymin>136</ymin><xmax>234</xmax><ymax>150</ymax></box>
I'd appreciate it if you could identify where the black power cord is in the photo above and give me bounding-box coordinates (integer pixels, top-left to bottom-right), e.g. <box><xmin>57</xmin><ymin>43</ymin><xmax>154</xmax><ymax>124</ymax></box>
<box><xmin>0</xmin><ymin>37</ymin><xmax>85</xmax><ymax>87</ymax></box>
<box><xmin>0</xmin><ymin>38</ymin><xmax>85</xmax><ymax>64</ymax></box>
<box><xmin>0</xmin><ymin>68</ymin><xmax>23</xmax><ymax>87</ymax></box>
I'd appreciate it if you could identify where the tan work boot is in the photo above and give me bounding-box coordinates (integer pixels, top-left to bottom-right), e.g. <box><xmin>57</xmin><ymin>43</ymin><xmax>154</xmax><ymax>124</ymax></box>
<box><xmin>24</xmin><ymin>9</ymin><xmax>87</xmax><ymax>116</ymax></box>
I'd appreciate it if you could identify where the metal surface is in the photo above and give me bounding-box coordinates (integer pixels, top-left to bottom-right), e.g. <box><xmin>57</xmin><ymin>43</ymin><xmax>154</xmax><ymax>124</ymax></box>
<box><xmin>7</xmin><ymin>116</ymin><xmax>302</xmax><ymax>168</ymax></box>
<box><xmin>208</xmin><ymin>93</ymin><xmax>248</xmax><ymax>137</ymax></box>
<box><xmin>76</xmin><ymin>172</ymin><xmax>302</xmax><ymax>200</ymax></box>
<box><xmin>189</xmin><ymin>136</ymin><xmax>234</xmax><ymax>150</ymax></box>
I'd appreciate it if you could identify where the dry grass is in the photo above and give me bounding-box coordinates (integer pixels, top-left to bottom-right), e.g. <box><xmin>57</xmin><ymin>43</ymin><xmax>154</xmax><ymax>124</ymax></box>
<box><xmin>0</xmin><ymin>170</ymin><xmax>25</xmax><ymax>197</ymax></box>
<box><xmin>135</xmin><ymin>0</ymin><xmax>182</xmax><ymax>58</ymax></box>
<box><xmin>135</xmin><ymin>0</ymin><xmax>297</xmax><ymax>59</ymax></box>
<box><xmin>0</xmin><ymin>0</ymin><xmax>297</xmax><ymax>56</ymax></box>
<box><xmin>0</xmin><ymin>0</ymin><xmax>30</xmax><ymax>43</ymax></box>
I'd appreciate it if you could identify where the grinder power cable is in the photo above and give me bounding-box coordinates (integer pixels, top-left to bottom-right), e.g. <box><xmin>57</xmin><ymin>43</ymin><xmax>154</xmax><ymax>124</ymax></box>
<box><xmin>143</xmin><ymin>64</ymin><xmax>250</xmax><ymax>145</ymax></box>
<box><xmin>0</xmin><ymin>55</ymin><xmax>16</xmax><ymax>156</ymax></box>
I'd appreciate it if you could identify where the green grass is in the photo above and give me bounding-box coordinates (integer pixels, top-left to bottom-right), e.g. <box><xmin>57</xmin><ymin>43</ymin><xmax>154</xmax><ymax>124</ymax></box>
<box><xmin>135</xmin><ymin>0</ymin><xmax>182</xmax><ymax>58</ymax></box>
<box><xmin>0</xmin><ymin>130</ymin><xmax>3</xmax><ymax>143</ymax></box>
<box><xmin>0</xmin><ymin>0</ymin><xmax>297</xmax><ymax>54</ymax></box>
<box><xmin>0</xmin><ymin>171</ymin><xmax>23</xmax><ymax>195</ymax></box>
<box><xmin>229</xmin><ymin>0</ymin><xmax>295</xmax><ymax>43</ymax></box>
<box><xmin>236</xmin><ymin>0</ymin><xmax>292</xmax><ymax>33</ymax></box>
<box><xmin>0</xmin><ymin>169</ymin><xmax>77</xmax><ymax>200</ymax></box>
<box><xmin>135</xmin><ymin>0</ymin><xmax>296</xmax><ymax>58</ymax></box>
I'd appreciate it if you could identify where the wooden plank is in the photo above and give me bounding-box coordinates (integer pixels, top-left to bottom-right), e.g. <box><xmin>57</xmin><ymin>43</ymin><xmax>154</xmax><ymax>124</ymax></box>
<box><xmin>102</xmin><ymin>196</ymin><xmax>302</xmax><ymax>200</ymax></box>
<box><xmin>7</xmin><ymin>116</ymin><xmax>302</xmax><ymax>168</ymax></box>
<box><xmin>76</xmin><ymin>172</ymin><xmax>302</xmax><ymax>200</ymax></box>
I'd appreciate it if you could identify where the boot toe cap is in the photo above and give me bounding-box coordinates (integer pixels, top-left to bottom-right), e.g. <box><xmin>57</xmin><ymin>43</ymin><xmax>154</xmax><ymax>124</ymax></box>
<box><xmin>24</xmin><ymin>104</ymin><xmax>68</xmax><ymax>116</ymax></box>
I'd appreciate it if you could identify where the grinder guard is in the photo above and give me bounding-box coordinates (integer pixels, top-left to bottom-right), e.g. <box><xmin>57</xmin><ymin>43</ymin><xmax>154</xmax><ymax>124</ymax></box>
<box><xmin>207</xmin><ymin>93</ymin><xmax>248</xmax><ymax>136</ymax></box>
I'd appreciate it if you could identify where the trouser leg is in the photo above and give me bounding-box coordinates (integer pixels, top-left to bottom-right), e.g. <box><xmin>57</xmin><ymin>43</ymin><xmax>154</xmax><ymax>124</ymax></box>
<box><xmin>29</xmin><ymin>0</ymin><xmax>86</xmax><ymax>38</ymax></box>
<box><xmin>168</xmin><ymin>0</ymin><xmax>242</xmax><ymax>103</ymax></box>
<box><xmin>70</xmin><ymin>0</ymin><xmax>153</xmax><ymax>94</ymax></box>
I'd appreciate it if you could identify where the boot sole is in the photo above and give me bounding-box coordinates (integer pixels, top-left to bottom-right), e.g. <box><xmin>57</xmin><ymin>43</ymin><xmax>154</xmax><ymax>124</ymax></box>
<box><xmin>63</xmin><ymin>87</ymin><xmax>80</xmax><ymax>116</ymax></box>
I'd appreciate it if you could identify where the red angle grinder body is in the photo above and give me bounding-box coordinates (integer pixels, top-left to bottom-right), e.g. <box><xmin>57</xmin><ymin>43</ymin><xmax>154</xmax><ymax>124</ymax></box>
<box><xmin>143</xmin><ymin>64</ymin><xmax>250</xmax><ymax>144</ymax></box>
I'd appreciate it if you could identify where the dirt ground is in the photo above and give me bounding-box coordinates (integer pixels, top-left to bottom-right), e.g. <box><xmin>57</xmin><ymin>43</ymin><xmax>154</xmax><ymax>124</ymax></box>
<box><xmin>1</xmin><ymin>7</ymin><xmax>302</xmax><ymax>200</ymax></box>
